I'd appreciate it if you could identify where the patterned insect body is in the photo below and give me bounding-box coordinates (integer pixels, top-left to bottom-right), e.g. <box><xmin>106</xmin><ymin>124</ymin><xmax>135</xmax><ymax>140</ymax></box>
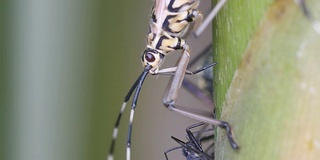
<box><xmin>142</xmin><ymin>0</ymin><xmax>202</xmax><ymax>74</ymax></box>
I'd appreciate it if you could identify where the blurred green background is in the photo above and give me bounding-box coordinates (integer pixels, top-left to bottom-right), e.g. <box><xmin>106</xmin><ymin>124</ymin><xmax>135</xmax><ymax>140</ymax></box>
<box><xmin>0</xmin><ymin>0</ymin><xmax>214</xmax><ymax>160</ymax></box>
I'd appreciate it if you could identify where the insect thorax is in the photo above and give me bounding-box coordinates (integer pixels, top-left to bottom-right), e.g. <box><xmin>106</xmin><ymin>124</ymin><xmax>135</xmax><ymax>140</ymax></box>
<box><xmin>147</xmin><ymin>0</ymin><xmax>200</xmax><ymax>54</ymax></box>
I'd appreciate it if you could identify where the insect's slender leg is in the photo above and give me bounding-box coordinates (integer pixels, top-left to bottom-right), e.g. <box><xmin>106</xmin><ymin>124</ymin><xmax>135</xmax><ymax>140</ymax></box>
<box><xmin>187</xmin><ymin>44</ymin><xmax>213</xmax><ymax>69</ymax></box>
<box><xmin>188</xmin><ymin>122</ymin><xmax>216</xmax><ymax>152</ymax></box>
<box><xmin>165</xmin><ymin>45</ymin><xmax>216</xmax><ymax>159</ymax></box>
<box><xmin>185</xmin><ymin>122</ymin><xmax>215</xmax><ymax>151</ymax></box>
<box><xmin>166</xmin><ymin>100</ymin><xmax>239</xmax><ymax>149</ymax></box>
<box><xmin>194</xmin><ymin>0</ymin><xmax>227</xmax><ymax>37</ymax></box>
<box><xmin>186</xmin><ymin>122</ymin><xmax>207</xmax><ymax>152</ymax></box>
<box><xmin>157</xmin><ymin>62</ymin><xmax>216</xmax><ymax>76</ymax></box>
<box><xmin>182</xmin><ymin>79</ymin><xmax>213</xmax><ymax>106</ymax></box>
<box><xmin>157</xmin><ymin>67</ymin><xmax>178</xmax><ymax>75</ymax></box>
<box><xmin>167</xmin><ymin>135</ymin><xmax>209</xmax><ymax>160</ymax></box>
<box><xmin>186</xmin><ymin>122</ymin><xmax>207</xmax><ymax>135</ymax></box>
<box><xmin>189</xmin><ymin>127</ymin><xmax>215</xmax><ymax>160</ymax></box>
<box><xmin>192</xmin><ymin>11</ymin><xmax>203</xmax><ymax>33</ymax></box>
<box><xmin>183</xmin><ymin>44</ymin><xmax>214</xmax><ymax>112</ymax></box>
<box><xmin>159</xmin><ymin>45</ymin><xmax>214</xmax><ymax>107</ymax></box>
<box><xmin>184</xmin><ymin>63</ymin><xmax>217</xmax><ymax>75</ymax></box>
<box><xmin>163</xmin><ymin>46</ymin><xmax>239</xmax><ymax>149</ymax></box>
<box><xmin>165</xmin><ymin>123</ymin><xmax>214</xmax><ymax>160</ymax></box>
<box><xmin>164</xmin><ymin>139</ymin><xmax>184</xmax><ymax>160</ymax></box>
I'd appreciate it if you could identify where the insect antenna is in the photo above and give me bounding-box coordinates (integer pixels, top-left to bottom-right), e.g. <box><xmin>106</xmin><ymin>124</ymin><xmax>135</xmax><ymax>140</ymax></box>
<box><xmin>126</xmin><ymin>65</ymin><xmax>151</xmax><ymax>160</ymax></box>
<box><xmin>108</xmin><ymin>65</ymin><xmax>151</xmax><ymax>160</ymax></box>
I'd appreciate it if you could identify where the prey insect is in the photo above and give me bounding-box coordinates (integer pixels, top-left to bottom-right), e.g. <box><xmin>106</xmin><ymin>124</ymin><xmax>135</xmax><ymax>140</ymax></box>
<box><xmin>108</xmin><ymin>0</ymin><xmax>238</xmax><ymax>160</ymax></box>
<box><xmin>164</xmin><ymin>122</ymin><xmax>214</xmax><ymax>160</ymax></box>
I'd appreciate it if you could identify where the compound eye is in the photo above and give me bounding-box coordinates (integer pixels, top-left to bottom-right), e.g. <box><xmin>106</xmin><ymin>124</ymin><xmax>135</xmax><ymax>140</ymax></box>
<box><xmin>145</xmin><ymin>52</ymin><xmax>156</xmax><ymax>62</ymax></box>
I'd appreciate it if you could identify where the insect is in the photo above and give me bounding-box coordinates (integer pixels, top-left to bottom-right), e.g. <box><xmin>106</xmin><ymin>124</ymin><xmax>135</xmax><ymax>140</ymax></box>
<box><xmin>164</xmin><ymin>122</ymin><xmax>215</xmax><ymax>160</ymax></box>
<box><xmin>108</xmin><ymin>0</ymin><xmax>239</xmax><ymax>160</ymax></box>
<box><xmin>165</xmin><ymin>45</ymin><xmax>216</xmax><ymax>160</ymax></box>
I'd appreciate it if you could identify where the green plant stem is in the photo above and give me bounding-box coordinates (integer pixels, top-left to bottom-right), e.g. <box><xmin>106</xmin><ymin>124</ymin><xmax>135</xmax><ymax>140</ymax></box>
<box><xmin>213</xmin><ymin>0</ymin><xmax>320</xmax><ymax>159</ymax></box>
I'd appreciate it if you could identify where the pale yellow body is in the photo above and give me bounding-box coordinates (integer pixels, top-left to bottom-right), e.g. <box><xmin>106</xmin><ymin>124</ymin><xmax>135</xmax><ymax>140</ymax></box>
<box><xmin>142</xmin><ymin>0</ymin><xmax>202</xmax><ymax>74</ymax></box>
